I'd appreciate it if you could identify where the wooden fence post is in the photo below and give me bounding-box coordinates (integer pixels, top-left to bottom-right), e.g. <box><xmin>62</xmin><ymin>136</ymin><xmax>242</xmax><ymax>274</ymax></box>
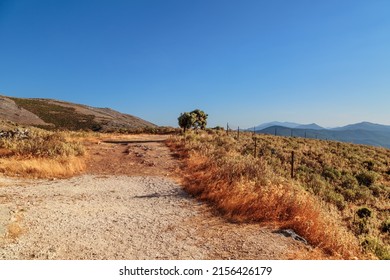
<box><xmin>254</xmin><ymin>137</ymin><xmax>257</xmax><ymax>158</ymax></box>
<box><xmin>237</xmin><ymin>126</ymin><xmax>240</xmax><ymax>141</ymax></box>
<box><xmin>291</xmin><ymin>151</ymin><xmax>295</xmax><ymax>178</ymax></box>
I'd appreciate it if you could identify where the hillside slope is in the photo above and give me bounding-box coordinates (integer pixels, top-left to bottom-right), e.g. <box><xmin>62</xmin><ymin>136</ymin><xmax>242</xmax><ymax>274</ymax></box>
<box><xmin>169</xmin><ymin>131</ymin><xmax>390</xmax><ymax>259</ymax></box>
<box><xmin>0</xmin><ymin>95</ymin><xmax>156</xmax><ymax>131</ymax></box>
<box><xmin>0</xmin><ymin>96</ymin><xmax>49</xmax><ymax>127</ymax></box>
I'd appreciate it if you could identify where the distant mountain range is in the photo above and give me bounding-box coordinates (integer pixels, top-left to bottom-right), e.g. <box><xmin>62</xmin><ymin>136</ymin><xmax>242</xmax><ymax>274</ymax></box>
<box><xmin>251</xmin><ymin>121</ymin><xmax>325</xmax><ymax>131</ymax></box>
<box><xmin>0</xmin><ymin>95</ymin><xmax>156</xmax><ymax>131</ymax></box>
<box><xmin>251</xmin><ymin>121</ymin><xmax>390</xmax><ymax>149</ymax></box>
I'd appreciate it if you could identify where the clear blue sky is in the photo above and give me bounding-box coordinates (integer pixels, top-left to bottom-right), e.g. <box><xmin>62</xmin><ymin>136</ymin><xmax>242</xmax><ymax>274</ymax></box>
<box><xmin>1</xmin><ymin>0</ymin><xmax>389</xmax><ymax>128</ymax></box>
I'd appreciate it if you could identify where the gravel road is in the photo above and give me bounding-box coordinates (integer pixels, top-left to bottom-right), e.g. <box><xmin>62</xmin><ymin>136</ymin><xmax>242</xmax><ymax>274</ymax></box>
<box><xmin>0</xmin><ymin>175</ymin><xmax>304</xmax><ymax>260</ymax></box>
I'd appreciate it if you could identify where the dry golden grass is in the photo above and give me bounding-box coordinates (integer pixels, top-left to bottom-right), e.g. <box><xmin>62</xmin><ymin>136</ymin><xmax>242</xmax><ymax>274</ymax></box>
<box><xmin>168</xmin><ymin>131</ymin><xmax>368</xmax><ymax>259</ymax></box>
<box><xmin>0</xmin><ymin>156</ymin><xmax>85</xmax><ymax>179</ymax></box>
<box><xmin>0</xmin><ymin>128</ymin><xmax>88</xmax><ymax>178</ymax></box>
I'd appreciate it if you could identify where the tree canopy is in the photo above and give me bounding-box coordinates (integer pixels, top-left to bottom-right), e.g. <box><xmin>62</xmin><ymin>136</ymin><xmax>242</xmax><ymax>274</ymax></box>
<box><xmin>178</xmin><ymin>109</ymin><xmax>208</xmax><ymax>132</ymax></box>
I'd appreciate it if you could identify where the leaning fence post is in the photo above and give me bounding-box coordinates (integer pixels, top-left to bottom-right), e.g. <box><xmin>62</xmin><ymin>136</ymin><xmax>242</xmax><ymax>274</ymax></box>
<box><xmin>291</xmin><ymin>151</ymin><xmax>295</xmax><ymax>178</ymax></box>
<box><xmin>227</xmin><ymin>123</ymin><xmax>229</xmax><ymax>135</ymax></box>
<box><xmin>237</xmin><ymin>126</ymin><xmax>240</xmax><ymax>141</ymax></box>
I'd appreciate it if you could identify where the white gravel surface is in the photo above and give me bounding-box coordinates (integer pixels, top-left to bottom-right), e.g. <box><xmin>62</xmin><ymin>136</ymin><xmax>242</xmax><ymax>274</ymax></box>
<box><xmin>0</xmin><ymin>175</ymin><xmax>301</xmax><ymax>260</ymax></box>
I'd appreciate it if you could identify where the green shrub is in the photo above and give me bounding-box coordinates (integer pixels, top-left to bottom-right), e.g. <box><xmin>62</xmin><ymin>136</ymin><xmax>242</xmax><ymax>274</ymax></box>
<box><xmin>354</xmin><ymin>187</ymin><xmax>372</xmax><ymax>202</ymax></box>
<box><xmin>341</xmin><ymin>174</ymin><xmax>359</xmax><ymax>189</ymax></box>
<box><xmin>381</xmin><ymin>220</ymin><xmax>390</xmax><ymax>234</ymax></box>
<box><xmin>322</xmin><ymin>166</ymin><xmax>341</xmax><ymax>182</ymax></box>
<box><xmin>362</xmin><ymin>160</ymin><xmax>375</xmax><ymax>171</ymax></box>
<box><xmin>356</xmin><ymin>207</ymin><xmax>372</xmax><ymax>219</ymax></box>
<box><xmin>353</xmin><ymin>219</ymin><xmax>370</xmax><ymax>235</ymax></box>
<box><xmin>305</xmin><ymin>174</ymin><xmax>327</xmax><ymax>196</ymax></box>
<box><xmin>356</xmin><ymin>171</ymin><xmax>377</xmax><ymax>187</ymax></box>
<box><xmin>341</xmin><ymin>188</ymin><xmax>357</xmax><ymax>202</ymax></box>
<box><xmin>368</xmin><ymin>185</ymin><xmax>386</xmax><ymax>198</ymax></box>
<box><xmin>361</xmin><ymin>237</ymin><xmax>390</xmax><ymax>260</ymax></box>
<box><xmin>324</xmin><ymin>190</ymin><xmax>346</xmax><ymax>210</ymax></box>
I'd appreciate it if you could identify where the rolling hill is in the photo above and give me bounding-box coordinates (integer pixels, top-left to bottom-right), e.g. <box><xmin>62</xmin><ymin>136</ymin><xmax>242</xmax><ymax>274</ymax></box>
<box><xmin>0</xmin><ymin>95</ymin><xmax>156</xmax><ymax>131</ymax></box>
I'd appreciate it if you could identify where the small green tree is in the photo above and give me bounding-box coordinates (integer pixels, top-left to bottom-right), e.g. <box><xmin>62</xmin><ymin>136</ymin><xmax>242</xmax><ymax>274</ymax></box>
<box><xmin>178</xmin><ymin>109</ymin><xmax>208</xmax><ymax>132</ymax></box>
<box><xmin>190</xmin><ymin>109</ymin><xmax>208</xmax><ymax>130</ymax></box>
<box><xmin>178</xmin><ymin>112</ymin><xmax>194</xmax><ymax>133</ymax></box>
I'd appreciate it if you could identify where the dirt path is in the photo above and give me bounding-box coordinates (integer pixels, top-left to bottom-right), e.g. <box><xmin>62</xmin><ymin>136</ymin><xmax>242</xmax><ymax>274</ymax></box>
<box><xmin>84</xmin><ymin>134</ymin><xmax>179</xmax><ymax>177</ymax></box>
<box><xmin>0</xmin><ymin>135</ymin><xmax>310</xmax><ymax>259</ymax></box>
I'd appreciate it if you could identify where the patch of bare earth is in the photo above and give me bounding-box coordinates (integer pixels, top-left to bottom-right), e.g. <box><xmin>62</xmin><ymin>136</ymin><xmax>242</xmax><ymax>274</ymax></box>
<box><xmin>0</xmin><ymin>135</ymin><xmax>314</xmax><ymax>259</ymax></box>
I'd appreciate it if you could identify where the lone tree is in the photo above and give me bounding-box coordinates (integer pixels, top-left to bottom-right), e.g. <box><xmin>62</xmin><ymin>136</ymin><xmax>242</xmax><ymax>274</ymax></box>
<box><xmin>178</xmin><ymin>109</ymin><xmax>208</xmax><ymax>132</ymax></box>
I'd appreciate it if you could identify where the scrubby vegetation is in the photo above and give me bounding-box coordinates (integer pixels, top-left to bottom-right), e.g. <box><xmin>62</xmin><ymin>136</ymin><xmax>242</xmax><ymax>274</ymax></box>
<box><xmin>103</xmin><ymin>126</ymin><xmax>181</xmax><ymax>135</ymax></box>
<box><xmin>10</xmin><ymin>97</ymin><xmax>102</xmax><ymax>131</ymax></box>
<box><xmin>0</xmin><ymin>128</ymin><xmax>86</xmax><ymax>178</ymax></box>
<box><xmin>168</xmin><ymin>130</ymin><xmax>390</xmax><ymax>259</ymax></box>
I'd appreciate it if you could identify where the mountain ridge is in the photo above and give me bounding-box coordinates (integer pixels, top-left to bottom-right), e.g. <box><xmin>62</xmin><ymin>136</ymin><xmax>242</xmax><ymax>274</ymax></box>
<box><xmin>331</xmin><ymin>121</ymin><xmax>390</xmax><ymax>132</ymax></box>
<box><xmin>256</xmin><ymin>123</ymin><xmax>390</xmax><ymax>149</ymax></box>
<box><xmin>0</xmin><ymin>95</ymin><xmax>157</xmax><ymax>131</ymax></box>
<box><xmin>251</xmin><ymin>121</ymin><xmax>390</xmax><ymax>131</ymax></box>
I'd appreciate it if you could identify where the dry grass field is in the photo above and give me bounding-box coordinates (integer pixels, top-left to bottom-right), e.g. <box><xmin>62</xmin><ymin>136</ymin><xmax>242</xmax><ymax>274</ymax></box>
<box><xmin>1</xmin><ymin>126</ymin><xmax>388</xmax><ymax>259</ymax></box>
<box><xmin>167</xmin><ymin>130</ymin><xmax>390</xmax><ymax>259</ymax></box>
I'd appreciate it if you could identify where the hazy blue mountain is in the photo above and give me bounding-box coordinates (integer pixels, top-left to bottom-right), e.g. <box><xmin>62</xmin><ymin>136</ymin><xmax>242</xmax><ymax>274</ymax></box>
<box><xmin>256</xmin><ymin>125</ymin><xmax>390</xmax><ymax>149</ymax></box>
<box><xmin>250</xmin><ymin>121</ymin><xmax>302</xmax><ymax>131</ymax></box>
<box><xmin>295</xmin><ymin>123</ymin><xmax>324</xmax><ymax>130</ymax></box>
<box><xmin>332</xmin><ymin>122</ymin><xmax>390</xmax><ymax>132</ymax></box>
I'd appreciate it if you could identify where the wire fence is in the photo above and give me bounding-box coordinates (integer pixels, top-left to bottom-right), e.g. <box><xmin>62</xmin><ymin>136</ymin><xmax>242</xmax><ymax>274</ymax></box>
<box><xmin>223</xmin><ymin>123</ymin><xmax>314</xmax><ymax>179</ymax></box>
<box><xmin>225</xmin><ymin>122</ymin><xmax>330</xmax><ymax>141</ymax></box>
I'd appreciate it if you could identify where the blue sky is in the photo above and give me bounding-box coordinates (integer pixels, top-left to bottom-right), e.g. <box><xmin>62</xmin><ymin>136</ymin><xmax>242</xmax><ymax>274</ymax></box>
<box><xmin>1</xmin><ymin>0</ymin><xmax>389</xmax><ymax>128</ymax></box>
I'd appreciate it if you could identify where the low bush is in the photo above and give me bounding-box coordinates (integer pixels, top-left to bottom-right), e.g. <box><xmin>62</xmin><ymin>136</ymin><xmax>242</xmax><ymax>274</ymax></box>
<box><xmin>341</xmin><ymin>174</ymin><xmax>359</xmax><ymax>189</ymax></box>
<box><xmin>381</xmin><ymin>220</ymin><xmax>390</xmax><ymax>234</ymax></box>
<box><xmin>356</xmin><ymin>207</ymin><xmax>372</xmax><ymax>219</ymax></box>
<box><xmin>361</xmin><ymin>237</ymin><xmax>390</xmax><ymax>260</ymax></box>
<box><xmin>356</xmin><ymin>171</ymin><xmax>377</xmax><ymax>187</ymax></box>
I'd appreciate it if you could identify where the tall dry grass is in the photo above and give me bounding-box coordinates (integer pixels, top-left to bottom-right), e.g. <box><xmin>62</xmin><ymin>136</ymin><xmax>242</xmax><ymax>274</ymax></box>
<box><xmin>168</xmin><ymin>131</ymin><xmax>364</xmax><ymax>259</ymax></box>
<box><xmin>0</xmin><ymin>128</ymin><xmax>86</xmax><ymax>178</ymax></box>
<box><xmin>0</xmin><ymin>157</ymin><xmax>85</xmax><ymax>178</ymax></box>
